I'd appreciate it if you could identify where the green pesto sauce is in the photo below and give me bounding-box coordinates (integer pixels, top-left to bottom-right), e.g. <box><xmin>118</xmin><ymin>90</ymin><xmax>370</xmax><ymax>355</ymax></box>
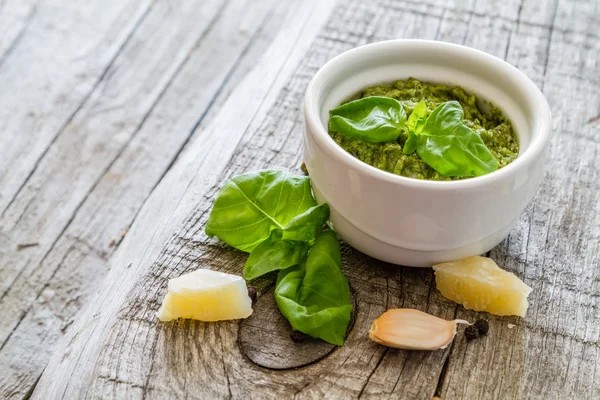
<box><xmin>329</xmin><ymin>78</ymin><xmax>519</xmax><ymax>181</ymax></box>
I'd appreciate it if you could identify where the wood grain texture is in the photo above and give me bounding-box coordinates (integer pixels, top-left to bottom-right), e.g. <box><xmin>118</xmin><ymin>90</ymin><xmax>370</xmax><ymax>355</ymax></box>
<box><xmin>1</xmin><ymin>0</ymin><xmax>597</xmax><ymax>398</ymax></box>
<box><xmin>0</xmin><ymin>0</ymin><xmax>285</xmax><ymax>398</ymax></box>
<box><xmin>239</xmin><ymin>284</ymin><xmax>342</xmax><ymax>370</ymax></box>
<box><xmin>239</xmin><ymin>285</ymin><xmax>358</xmax><ymax>370</ymax></box>
<box><xmin>30</xmin><ymin>1</ymin><xmax>338</xmax><ymax>398</ymax></box>
<box><xmin>0</xmin><ymin>0</ymin><xmax>151</xmax><ymax>214</ymax></box>
<box><xmin>440</xmin><ymin>0</ymin><xmax>600</xmax><ymax>398</ymax></box>
<box><xmin>0</xmin><ymin>0</ymin><xmax>37</xmax><ymax>66</ymax></box>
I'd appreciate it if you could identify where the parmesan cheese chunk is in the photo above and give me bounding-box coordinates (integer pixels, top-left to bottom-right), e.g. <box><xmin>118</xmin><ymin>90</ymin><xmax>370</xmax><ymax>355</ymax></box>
<box><xmin>157</xmin><ymin>269</ymin><xmax>253</xmax><ymax>322</ymax></box>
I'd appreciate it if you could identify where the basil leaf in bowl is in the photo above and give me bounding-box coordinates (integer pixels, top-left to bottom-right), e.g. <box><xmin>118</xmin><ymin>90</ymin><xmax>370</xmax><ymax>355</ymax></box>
<box><xmin>403</xmin><ymin>100</ymin><xmax>429</xmax><ymax>155</ymax></box>
<box><xmin>415</xmin><ymin>101</ymin><xmax>499</xmax><ymax>177</ymax></box>
<box><xmin>329</xmin><ymin>96</ymin><xmax>407</xmax><ymax>143</ymax></box>
<box><xmin>406</xmin><ymin>100</ymin><xmax>429</xmax><ymax>135</ymax></box>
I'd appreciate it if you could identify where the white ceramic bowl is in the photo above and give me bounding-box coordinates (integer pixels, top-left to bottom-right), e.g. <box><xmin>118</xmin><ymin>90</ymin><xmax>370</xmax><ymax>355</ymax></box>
<box><xmin>303</xmin><ymin>40</ymin><xmax>552</xmax><ymax>267</ymax></box>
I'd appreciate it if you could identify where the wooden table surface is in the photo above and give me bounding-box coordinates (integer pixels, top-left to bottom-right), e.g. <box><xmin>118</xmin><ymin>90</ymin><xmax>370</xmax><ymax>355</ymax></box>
<box><xmin>1</xmin><ymin>0</ymin><xmax>599</xmax><ymax>398</ymax></box>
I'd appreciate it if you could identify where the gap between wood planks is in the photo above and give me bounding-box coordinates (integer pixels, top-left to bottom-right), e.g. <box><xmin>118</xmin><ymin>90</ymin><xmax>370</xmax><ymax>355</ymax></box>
<box><xmin>1</xmin><ymin>0</ymin><xmax>193</xmax><ymax>345</ymax></box>
<box><xmin>2</xmin><ymin>0</ymin><xmax>179</xmax><ymax>335</ymax></box>
<box><xmin>0</xmin><ymin>9</ymin><xmax>32</xmax><ymax>68</ymax></box>
<box><xmin>0</xmin><ymin>0</ymin><xmax>38</xmax><ymax>69</ymax></box>
<box><xmin>0</xmin><ymin>0</ymin><xmax>152</xmax><ymax>216</ymax></box>
<box><xmin>0</xmin><ymin>1</ymin><xmax>154</xmax><ymax>219</ymax></box>
<box><xmin>30</xmin><ymin>0</ymin><xmax>337</xmax><ymax>397</ymax></box>
<box><xmin>0</xmin><ymin>0</ymin><xmax>291</xmax><ymax>398</ymax></box>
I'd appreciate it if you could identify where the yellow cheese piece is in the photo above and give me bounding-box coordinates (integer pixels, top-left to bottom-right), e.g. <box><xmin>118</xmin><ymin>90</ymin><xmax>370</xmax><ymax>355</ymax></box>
<box><xmin>157</xmin><ymin>269</ymin><xmax>253</xmax><ymax>322</ymax></box>
<box><xmin>433</xmin><ymin>256</ymin><xmax>532</xmax><ymax>317</ymax></box>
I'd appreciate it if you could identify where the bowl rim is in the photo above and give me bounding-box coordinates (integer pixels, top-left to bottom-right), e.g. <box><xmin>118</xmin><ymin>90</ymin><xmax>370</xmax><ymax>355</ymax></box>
<box><xmin>304</xmin><ymin>39</ymin><xmax>552</xmax><ymax>190</ymax></box>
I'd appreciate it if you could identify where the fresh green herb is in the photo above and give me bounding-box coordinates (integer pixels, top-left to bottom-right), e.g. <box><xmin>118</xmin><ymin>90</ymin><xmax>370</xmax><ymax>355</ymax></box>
<box><xmin>243</xmin><ymin>230</ymin><xmax>309</xmax><ymax>280</ymax></box>
<box><xmin>207</xmin><ymin>170</ymin><xmax>353</xmax><ymax>346</ymax></box>
<box><xmin>274</xmin><ymin>230</ymin><xmax>352</xmax><ymax>346</ymax></box>
<box><xmin>205</xmin><ymin>170</ymin><xmax>316</xmax><ymax>252</ymax></box>
<box><xmin>403</xmin><ymin>100</ymin><xmax>429</xmax><ymax>155</ymax></box>
<box><xmin>407</xmin><ymin>100</ymin><xmax>429</xmax><ymax>135</ymax></box>
<box><xmin>244</xmin><ymin>203</ymin><xmax>329</xmax><ymax>279</ymax></box>
<box><xmin>403</xmin><ymin>134</ymin><xmax>418</xmax><ymax>155</ymax></box>
<box><xmin>414</xmin><ymin>101</ymin><xmax>499</xmax><ymax>177</ymax></box>
<box><xmin>329</xmin><ymin>96</ymin><xmax>407</xmax><ymax>143</ymax></box>
<box><xmin>281</xmin><ymin>203</ymin><xmax>329</xmax><ymax>242</ymax></box>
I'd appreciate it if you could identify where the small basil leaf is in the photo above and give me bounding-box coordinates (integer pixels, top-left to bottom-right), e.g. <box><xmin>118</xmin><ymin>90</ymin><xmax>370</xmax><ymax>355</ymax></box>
<box><xmin>282</xmin><ymin>203</ymin><xmax>330</xmax><ymax>242</ymax></box>
<box><xmin>417</xmin><ymin>101</ymin><xmax>499</xmax><ymax>177</ymax></box>
<box><xmin>329</xmin><ymin>96</ymin><xmax>407</xmax><ymax>143</ymax></box>
<box><xmin>406</xmin><ymin>100</ymin><xmax>428</xmax><ymax>135</ymax></box>
<box><xmin>403</xmin><ymin>132</ymin><xmax>419</xmax><ymax>155</ymax></box>
<box><xmin>403</xmin><ymin>101</ymin><xmax>428</xmax><ymax>155</ymax></box>
<box><xmin>243</xmin><ymin>230</ymin><xmax>309</xmax><ymax>280</ymax></box>
<box><xmin>205</xmin><ymin>170</ymin><xmax>316</xmax><ymax>252</ymax></box>
<box><xmin>274</xmin><ymin>230</ymin><xmax>352</xmax><ymax>346</ymax></box>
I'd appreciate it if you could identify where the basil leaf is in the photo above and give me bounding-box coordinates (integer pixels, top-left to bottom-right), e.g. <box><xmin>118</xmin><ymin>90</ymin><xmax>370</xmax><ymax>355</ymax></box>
<box><xmin>403</xmin><ymin>132</ymin><xmax>418</xmax><ymax>155</ymax></box>
<box><xmin>282</xmin><ymin>203</ymin><xmax>329</xmax><ymax>242</ymax></box>
<box><xmin>416</xmin><ymin>101</ymin><xmax>499</xmax><ymax>177</ymax></box>
<box><xmin>407</xmin><ymin>100</ymin><xmax>429</xmax><ymax>135</ymax></box>
<box><xmin>403</xmin><ymin>100</ymin><xmax>428</xmax><ymax>155</ymax></box>
<box><xmin>274</xmin><ymin>230</ymin><xmax>352</xmax><ymax>345</ymax></box>
<box><xmin>205</xmin><ymin>170</ymin><xmax>316</xmax><ymax>252</ymax></box>
<box><xmin>329</xmin><ymin>96</ymin><xmax>407</xmax><ymax>143</ymax></box>
<box><xmin>243</xmin><ymin>204</ymin><xmax>329</xmax><ymax>279</ymax></box>
<box><xmin>243</xmin><ymin>230</ymin><xmax>309</xmax><ymax>280</ymax></box>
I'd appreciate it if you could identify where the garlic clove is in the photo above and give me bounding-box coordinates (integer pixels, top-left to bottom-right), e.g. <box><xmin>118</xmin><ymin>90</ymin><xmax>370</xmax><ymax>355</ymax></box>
<box><xmin>368</xmin><ymin>308</ymin><xmax>469</xmax><ymax>350</ymax></box>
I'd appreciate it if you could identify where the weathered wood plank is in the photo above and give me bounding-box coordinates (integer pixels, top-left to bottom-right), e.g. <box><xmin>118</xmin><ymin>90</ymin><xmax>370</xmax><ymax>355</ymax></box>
<box><xmin>0</xmin><ymin>0</ymin><xmax>290</xmax><ymax>398</ymax></box>
<box><xmin>438</xmin><ymin>0</ymin><xmax>600</xmax><ymax>399</ymax></box>
<box><xmin>30</xmin><ymin>1</ymin><xmax>337</xmax><ymax>398</ymax></box>
<box><xmin>0</xmin><ymin>0</ymin><xmax>37</xmax><ymax>66</ymax></box>
<box><xmin>0</xmin><ymin>0</ymin><xmax>151</xmax><ymax>214</ymax></box>
<box><xmin>239</xmin><ymin>284</ymin><xmax>355</xmax><ymax>370</ymax></box>
<box><xmin>19</xmin><ymin>0</ymin><xmax>600</xmax><ymax>399</ymax></box>
<box><xmin>0</xmin><ymin>0</ymin><xmax>223</xmax><ymax>343</ymax></box>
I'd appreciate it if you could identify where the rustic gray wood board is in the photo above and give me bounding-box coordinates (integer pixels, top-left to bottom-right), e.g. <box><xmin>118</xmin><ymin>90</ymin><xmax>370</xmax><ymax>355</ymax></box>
<box><xmin>0</xmin><ymin>0</ymin><xmax>37</xmax><ymax>66</ymax></box>
<box><xmin>0</xmin><ymin>0</ymin><xmax>291</xmax><ymax>398</ymax></box>
<box><xmin>0</xmin><ymin>0</ymin><xmax>596</xmax><ymax>398</ymax></box>
<box><xmin>31</xmin><ymin>0</ymin><xmax>338</xmax><ymax>398</ymax></box>
<box><xmin>0</xmin><ymin>0</ymin><xmax>151</xmax><ymax>213</ymax></box>
<box><xmin>441</xmin><ymin>0</ymin><xmax>600</xmax><ymax>398</ymax></box>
